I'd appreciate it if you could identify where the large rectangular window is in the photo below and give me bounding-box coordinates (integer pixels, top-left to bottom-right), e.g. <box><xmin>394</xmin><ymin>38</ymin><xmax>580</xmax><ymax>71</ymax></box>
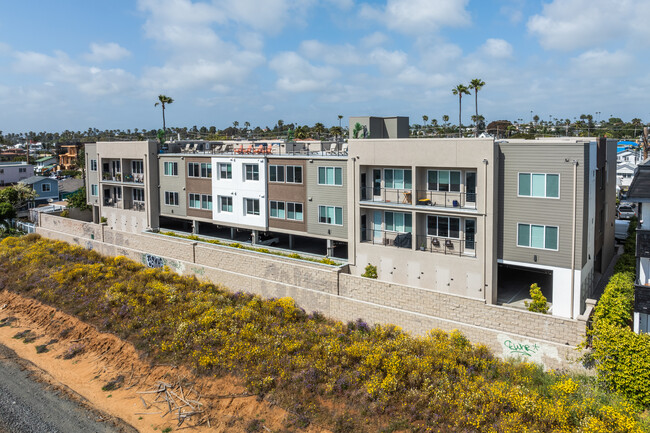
<box><xmin>384</xmin><ymin>169</ymin><xmax>412</xmax><ymax>189</ymax></box>
<box><xmin>219</xmin><ymin>196</ymin><xmax>232</xmax><ymax>212</ymax></box>
<box><xmin>188</xmin><ymin>193</ymin><xmax>200</xmax><ymax>209</ymax></box>
<box><xmin>269</xmin><ymin>165</ymin><xmax>285</xmax><ymax>182</ymax></box>
<box><xmin>164</xmin><ymin>191</ymin><xmax>179</xmax><ymax>206</ymax></box>
<box><xmin>91</xmin><ymin>184</ymin><xmax>98</xmax><ymax>196</ymax></box>
<box><xmin>132</xmin><ymin>189</ymin><xmax>145</xmax><ymax>202</ymax></box>
<box><xmin>270</xmin><ymin>200</ymin><xmax>285</xmax><ymax>219</ymax></box>
<box><xmin>518</xmin><ymin>173</ymin><xmax>559</xmax><ymax>198</ymax></box>
<box><xmin>318</xmin><ymin>205</ymin><xmax>343</xmax><ymax>225</ymax></box>
<box><xmin>385</xmin><ymin>211</ymin><xmax>412</xmax><ymax>233</ymax></box>
<box><xmin>201</xmin><ymin>163</ymin><xmax>211</xmax><ymax>178</ymax></box>
<box><xmin>286</xmin><ymin>165</ymin><xmax>302</xmax><ymax>183</ymax></box>
<box><xmin>90</xmin><ymin>159</ymin><xmax>98</xmax><ymax>171</ymax></box>
<box><xmin>427</xmin><ymin>215</ymin><xmax>460</xmax><ymax>238</ymax></box>
<box><xmin>517</xmin><ymin>223</ymin><xmax>559</xmax><ymax>250</ymax></box>
<box><xmin>218</xmin><ymin>163</ymin><xmax>232</xmax><ymax>179</ymax></box>
<box><xmin>428</xmin><ymin>170</ymin><xmax>460</xmax><ymax>192</ymax></box>
<box><xmin>318</xmin><ymin>167</ymin><xmax>343</xmax><ymax>185</ymax></box>
<box><xmin>245</xmin><ymin>198</ymin><xmax>260</xmax><ymax>215</ymax></box>
<box><xmin>188</xmin><ymin>162</ymin><xmax>211</xmax><ymax>178</ymax></box>
<box><xmin>245</xmin><ymin>164</ymin><xmax>259</xmax><ymax>181</ymax></box>
<box><xmin>42</xmin><ymin>184</ymin><xmax>51</xmax><ymax>192</ymax></box>
<box><xmin>287</xmin><ymin>202</ymin><xmax>303</xmax><ymax>221</ymax></box>
<box><xmin>132</xmin><ymin>160</ymin><xmax>144</xmax><ymax>174</ymax></box>
<box><xmin>164</xmin><ymin>161</ymin><xmax>178</xmax><ymax>176</ymax></box>
<box><xmin>201</xmin><ymin>194</ymin><xmax>212</xmax><ymax>210</ymax></box>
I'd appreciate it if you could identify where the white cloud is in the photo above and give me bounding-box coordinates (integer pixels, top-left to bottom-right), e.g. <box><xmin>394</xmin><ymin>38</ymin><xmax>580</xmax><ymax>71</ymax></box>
<box><xmin>569</xmin><ymin>49</ymin><xmax>633</xmax><ymax>77</ymax></box>
<box><xmin>269</xmin><ymin>52</ymin><xmax>340</xmax><ymax>93</ymax></box>
<box><xmin>481</xmin><ymin>39</ymin><xmax>513</xmax><ymax>59</ymax></box>
<box><xmin>360</xmin><ymin>32</ymin><xmax>388</xmax><ymax>48</ymax></box>
<box><xmin>528</xmin><ymin>0</ymin><xmax>650</xmax><ymax>51</ymax></box>
<box><xmin>360</xmin><ymin>0</ymin><xmax>470</xmax><ymax>35</ymax></box>
<box><xmin>84</xmin><ymin>42</ymin><xmax>131</xmax><ymax>62</ymax></box>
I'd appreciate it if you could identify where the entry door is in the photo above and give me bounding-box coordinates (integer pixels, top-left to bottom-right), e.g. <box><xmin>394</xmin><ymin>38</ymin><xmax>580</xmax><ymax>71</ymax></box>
<box><xmin>373</xmin><ymin>211</ymin><xmax>382</xmax><ymax>242</ymax></box>
<box><xmin>466</xmin><ymin>172</ymin><xmax>476</xmax><ymax>205</ymax></box>
<box><xmin>373</xmin><ymin>169</ymin><xmax>382</xmax><ymax>199</ymax></box>
<box><xmin>465</xmin><ymin>219</ymin><xmax>476</xmax><ymax>250</ymax></box>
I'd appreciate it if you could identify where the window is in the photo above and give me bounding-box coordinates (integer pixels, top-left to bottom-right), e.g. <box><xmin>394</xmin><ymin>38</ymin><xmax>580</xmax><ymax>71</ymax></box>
<box><xmin>427</xmin><ymin>170</ymin><xmax>460</xmax><ymax>192</ymax></box>
<box><xmin>287</xmin><ymin>202</ymin><xmax>303</xmax><ymax>221</ymax></box>
<box><xmin>218</xmin><ymin>163</ymin><xmax>232</xmax><ymax>179</ymax></box>
<box><xmin>245</xmin><ymin>198</ymin><xmax>260</xmax><ymax>215</ymax></box>
<box><xmin>19</xmin><ymin>168</ymin><xmax>26</xmax><ymax>173</ymax></box>
<box><xmin>164</xmin><ymin>161</ymin><xmax>178</xmax><ymax>176</ymax></box>
<box><xmin>132</xmin><ymin>189</ymin><xmax>145</xmax><ymax>202</ymax></box>
<box><xmin>42</xmin><ymin>183</ymin><xmax>51</xmax><ymax>192</ymax></box>
<box><xmin>164</xmin><ymin>191</ymin><xmax>179</xmax><ymax>206</ymax></box>
<box><xmin>245</xmin><ymin>164</ymin><xmax>259</xmax><ymax>181</ymax></box>
<box><xmin>132</xmin><ymin>160</ymin><xmax>143</xmax><ymax>174</ymax></box>
<box><xmin>91</xmin><ymin>184</ymin><xmax>98</xmax><ymax>196</ymax></box>
<box><xmin>517</xmin><ymin>223</ymin><xmax>558</xmax><ymax>250</ymax></box>
<box><xmin>318</xmin><ymin>205</ymin><xmax>343</xmax><ymax>225</ymax></box>
<box><xmin>427</xmin><ymin>215</ymin><xmax>460</xmax><ymax>238</ymax></box>
<box><xmin>318</xmin><ymin>167</ymin><xmax>343</xmax><ymax>186</ymax></box>
<box><xmin>270</xmin><ymin>200</ymin><xmax>285</xmax><ymax>219</ymax></box>
<box><xmin>286</xmin><ymin>166</ymin><xmax>302</xmax><ymax>183</ymax></box>
<box><xmin>90</xmin><ymin>159</ymin><xmax>98</xmax><ymax>171</ymax></box>
<box><xmin>219</xmin><ymin>196</ymin><xmax>232</xmax><ymax>212</ymax></box>
<box><xmin>269</xmin><ymin>165</ymin><xmax>285</xmax><ymax>182</ymax></box>
<box><xmin>518</xmin><ymin>173</ymin><xmax>559</xmax><ymax>198</ymax></box>
<box><xmin>188</xmin><ymin>162</ymin><xmax>200</xmax><ymax>177</ymax></box>
<box><xmin>189</xmin><ymin>193</ymin><xmax>212</xmax><ymax>210</ymax></box>
<box><xmin>385</xmin><ymin>211</ymin><xmax>412</xmax><ymax>233</ymax></box>
<box><xmin>384</xmin><ymin>169</ymin><xmax>412</xmax><ymax>189</ymax></box>
<box><xmin>189</xmin><ymin>193</ymin><xmax>200</xmax><ymax>209</ymax></box>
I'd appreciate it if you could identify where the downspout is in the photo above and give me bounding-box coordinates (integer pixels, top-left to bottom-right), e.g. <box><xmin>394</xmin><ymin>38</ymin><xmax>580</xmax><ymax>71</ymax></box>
<box><xmin>482</xmin><ymin>158</ymin><xmax>488</xmax><ymax>300</ymax></box>
<box><xmin>570</xmin><ymin>159</ymin><xmax>578</xmax><ymax>319</ymax></box>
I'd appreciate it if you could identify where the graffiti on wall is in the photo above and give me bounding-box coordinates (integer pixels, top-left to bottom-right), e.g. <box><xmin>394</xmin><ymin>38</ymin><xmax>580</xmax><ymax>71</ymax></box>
<box><xmin>144</xmin><ymin>253</ymin><xmax>164</xmax><ymax>268</ymax></box>
<box><xmin>497</xmin><ymin>334</ymin><xmax>561</xmax><ymax>366</ymax></box>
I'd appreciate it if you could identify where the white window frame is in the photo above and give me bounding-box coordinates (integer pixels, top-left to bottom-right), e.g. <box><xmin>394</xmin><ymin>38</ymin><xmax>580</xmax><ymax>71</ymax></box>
<box><xmin>426</xmin><ymin>215</ymin><xmax>460</xmax><ymax>239</ymax></box>
<box><xmin>164</xmin><ymin>191</ymin><xmax>179</xmax><ymax>206</ymax></box>
<box><xmin>384</xmin><ymin>169</ymin><xmax>412</xmax><ymax>190</ymax></box>
<box><xmin>132</xmin><ymin>160</ymin><xmax>144</xmax><ymax>174</ymax></box>
<box><xmin>42</xmin><ymin>183</ymin><xmax>51</xmax><ymax>192</ymax></box>
<box><xmin>517</xmin><ymin>172</ymin><xmax>560</xmax><ymax>199</ymax></box>
<box><xmin>427</xmin><ymin>170</ymin><xmax>461</xmax><ymax>192</ymax></box>
<box><xmin>132</xmin><ymin>188</ymin><xmax>145</xmax><ymax>202</ymax></box>
<box><xmin>269</xmin><ymin>200</ymin><xmax>285</xmax><ymax>219</ymax></box>
<box><xmin>91</xmin><ymin>184</ymin><xmax>98</xmax><ymax>196</ymax></box>
<box><xmin>201</xmin><ymin>194</ymin><xmax>212</xmax><ymax>210</ymax></box>
<box><xmin>219</xmin><ymin>196</ymin><xmax>233</xmax><ymax>213</ymax></box>
<box><xmin>286</xmin><ymin>165</ymin><xmax>303</xmax><ymax>184</ymax></box>
<box><xmin>164</xmin><ymin>161</ymin><xmax>178</xmax><ymax>176</ymax></box>
<box><xmin>385</xmin><ymin>211</ymin><xmax>412</xmax><ymax>233</ymax></box>
<box><xmin>187</xmin><ymin>162</ymin><xmax>200</xmax><ymax>177</ymax></box>
<box><xmin>516</xmin><ymin>223</ymin><xmax>559</xmax><ymax>251</ymax></box>
<box><xmin>269</xmin><ymin>165</ymin><xmax>285</xmax><ymax>183</ymax></box>
<box><xmin>244</xmin><ymin>164</ymin><xmax>259</xmax><ymax>181</ymax></box>
<box><xmin>245</xmin><ymin>198</ymin><xmax>260</xmax><ymax>215</ymax></box>
<box><xmin>318</xmin><ymin>205</ymin><xmax>343</xmax><ymax>225</ymax></box>
<box><xmin>287</xmin><ymin>202</ymin><xmax>303</xmax><ymax>221</ymax></box>
<box><xmin>189</xmin><ymin>193</ymin><xmax>201</xmax><ymax>209</ymax></box>
<box><xmin>317</xmin><ymin>166</ymin><xmax>343</xmax><ymax>186</ymax></box>
<box><xmin>218</xmin><ymin>163</ymin><xmax>232</xmax><ymax>179</ymax></box>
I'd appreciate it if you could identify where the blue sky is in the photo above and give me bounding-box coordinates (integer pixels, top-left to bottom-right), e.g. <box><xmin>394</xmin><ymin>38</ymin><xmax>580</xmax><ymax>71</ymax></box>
<box><xmin>1</xmin><ymin>0</ymin><xmax>649</xmax><ymax>133</ymax></box>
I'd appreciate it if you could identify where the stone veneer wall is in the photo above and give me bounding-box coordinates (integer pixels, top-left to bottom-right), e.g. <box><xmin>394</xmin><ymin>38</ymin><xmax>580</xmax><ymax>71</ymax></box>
<box><xmin>35</xmin><ymin>213</ymin><xmax>590</xmax><ymax>370</ymax></box>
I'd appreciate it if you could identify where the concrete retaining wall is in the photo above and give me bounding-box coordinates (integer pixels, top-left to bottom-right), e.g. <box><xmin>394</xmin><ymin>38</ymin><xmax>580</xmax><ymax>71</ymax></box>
<box><xmin>35</xmin><ymin>213</ymin><xmax>589</xmax><ymax>369</ymax></box>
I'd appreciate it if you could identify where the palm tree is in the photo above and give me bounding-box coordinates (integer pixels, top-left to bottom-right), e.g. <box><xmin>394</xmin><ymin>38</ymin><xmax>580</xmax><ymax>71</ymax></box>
<box><xmin>154</xmin><ymin>95</ymin><xmax>174</xmax><ymax>134</ymax></box>
<box><xmin>452</xmin><ymin>84</ymin><xmax>470</xmax><ymax>137</ymax></box>
<box><xmin>469</xmin><ymin>78</ymin><xmax>485</xmax><ymax>137</ymax></box>
<box><xmin>422</xmin><ymin>115</ymin><xmax>428</xmax><ymax>135</ymax></box>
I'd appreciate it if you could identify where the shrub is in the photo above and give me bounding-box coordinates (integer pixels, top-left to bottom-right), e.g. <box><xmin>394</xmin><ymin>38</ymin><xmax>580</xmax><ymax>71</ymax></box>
<box><xmin>525</xmin><ymin>283</ymin><xmax>548</xmax><ymax>313</ymax></box>
<box><xmin>100</xmin><ymin>217</ymin><xmax>107</xmax><ymax>223</ymax></box>
<box><xmin>60</xmin><ymin>209</ymin><xmax>70</xmax><ymax>218</ymax></box>
<box><xmin>361</xmin><ymin>263</ymin><xmax>378</xmax><ymax>279</ymax></box>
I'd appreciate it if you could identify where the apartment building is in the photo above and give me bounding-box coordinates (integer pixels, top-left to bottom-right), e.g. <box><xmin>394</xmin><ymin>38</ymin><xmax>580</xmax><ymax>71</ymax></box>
<box><xmin>85</xmin><ymin>126</ymin><xmax>616</xmax><ymax>320</ymax></box>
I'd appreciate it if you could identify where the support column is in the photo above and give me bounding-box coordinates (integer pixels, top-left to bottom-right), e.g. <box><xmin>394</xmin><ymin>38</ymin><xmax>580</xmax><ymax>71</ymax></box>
<box><xmin>326</xmin><ymin>239</ymin><xmax>334</xmax><ymax>257</ymax></box>
<box><xmin>230</xmin><ymin>228</ymin><xmax>235</xmax><ymax>239</ymax></box>
<box><xmin>289</xmin><ymin>234</ymin><xmax>294</xmax><ymax>249</ymax></box>
<box><xmin>193</xmin><ymin>220</ymin><xmax>199</xmax><ymax>234</ymax></box>
<box><xmin>252</xmin><ymin>230</ymin><xmax>258</xmax><ymax>245</ymax></box>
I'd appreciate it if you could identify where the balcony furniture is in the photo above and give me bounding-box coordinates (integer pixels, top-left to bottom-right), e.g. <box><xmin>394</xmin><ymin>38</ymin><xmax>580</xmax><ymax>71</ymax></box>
<box><xmin>452</xmin><ymin>200</ymin><xmax>459</xmax><ymax>207</ymax></box>
<box><xmin>418</xmin><ymin>198</ymin><xmax>432</xmax><ymax>206</ymax></box>
<box><xmin>445</xmin><ymin>239</ymin><xmax>454</xmax><ymax>248</ymax></box>
<box><xmin>402</xmin><ymin>191</ymin><xmax>412</xmax><ymax>204</ymax></box>
<box><xmin>432</xmin><ymin>238</ymin><xmax>440</xmax><ymax>247</ymax></box>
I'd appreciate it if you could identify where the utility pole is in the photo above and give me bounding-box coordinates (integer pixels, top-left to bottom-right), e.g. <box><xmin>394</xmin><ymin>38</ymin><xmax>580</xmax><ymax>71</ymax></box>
<box><xmin>643</xmin><ymin>127</ymin><xmax>649</xmax><ymax>161</ymax></box>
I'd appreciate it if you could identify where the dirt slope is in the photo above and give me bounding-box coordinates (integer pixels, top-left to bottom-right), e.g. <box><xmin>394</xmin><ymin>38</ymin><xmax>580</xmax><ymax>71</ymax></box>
<box><xmin>0</xmin><ymin>290</ymin><xmax>330</xmax><ymax>433</ymax></box>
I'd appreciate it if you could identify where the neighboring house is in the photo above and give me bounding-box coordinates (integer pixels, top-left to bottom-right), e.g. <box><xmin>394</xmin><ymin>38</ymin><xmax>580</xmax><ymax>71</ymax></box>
<box><xmin>617</xmin><ymin>163</ymin><xmax>636</xmax><ymax>189</ymax></box>
<box><xmin>0</xmin><ymin>162</ymin><xmax>34</xmax><ymax>185</ymax></box>
<box><xmin>84</xmin><ymin>121</ymin><xmax>617</xmax><ymax>320</ymax></box>
<box><xmin>58</xmin><ymin>177</ymin><xmax>84</xmax><ymax>200</ymax></box>
<box><xmin>20</xmin><ymin>176</ymin><xmax>59</xmax><ymax>205</ymax></box>
<box><xmin>626</xmin><ymin>161</ymin><xmax>650</xmax><ymax>333</ymax></box>
<box><xmin>616</xmin><ymin>147</ymin><xmax>641</xmax><ymax>165</ymax></box>
<box><xmin>35</xmin><ymin>155</ymin><xmax>58</xmax><ymax>176</ymax></box>
<box><xmin>57</xmin><ymin>143</ymin><xmax>83</xmax><ymax>170</ymax></box>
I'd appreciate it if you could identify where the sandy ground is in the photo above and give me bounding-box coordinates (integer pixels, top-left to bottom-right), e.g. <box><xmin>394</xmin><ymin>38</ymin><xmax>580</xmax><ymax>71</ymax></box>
<box><xmin>0</xmin><ymin>290</ymin><xmax>330</xmax><ymax>433</ymax></box>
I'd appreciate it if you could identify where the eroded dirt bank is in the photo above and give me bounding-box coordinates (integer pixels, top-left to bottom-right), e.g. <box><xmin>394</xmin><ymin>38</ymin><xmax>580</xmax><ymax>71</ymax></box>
<box><xmin>0</xmin><ymin>290</ymin><xmax>329</xmax><ymax>433</ymax></box>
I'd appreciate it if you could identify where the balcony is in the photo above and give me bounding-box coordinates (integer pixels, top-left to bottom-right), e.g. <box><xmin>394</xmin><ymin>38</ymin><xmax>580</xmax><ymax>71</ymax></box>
<box><xmin>122</xmin><ymin>173</ymin><xmax>145</xmax><ymax>184</ymax></box>
<box><xmin>103</xmin><ymin>198</ymin><xmax>123</xmax><ymax>209</ymax></box>
<box><xmin>361</xmin><ymin>229</ymin><xmax>413</xmax><ymax>248</ymax></box>
<box><xmin>127</xmin><ymin>201</ymin><xmax>146</xmax><ymax>212</ymax></box>
<box><xmin>415</xmin><ymin>234</ymin><xmax>476</xmax><ymax>257</ymax></box>
<box><xmin>102</xmin><ymin>172</ymin><xmax>122</xmax><ymax>182</ymax></box>
<box><xmin>360</xmin><ymin>187</ymin><xmax>476</xmax><ymax>209</ymax></box>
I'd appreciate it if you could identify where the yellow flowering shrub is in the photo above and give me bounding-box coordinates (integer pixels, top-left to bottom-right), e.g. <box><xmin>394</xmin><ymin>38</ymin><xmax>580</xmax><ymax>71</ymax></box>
<box><xmin>0</xmin><ymin>235</ymin><xmax>646</xmax><ymax>432</ymax></box>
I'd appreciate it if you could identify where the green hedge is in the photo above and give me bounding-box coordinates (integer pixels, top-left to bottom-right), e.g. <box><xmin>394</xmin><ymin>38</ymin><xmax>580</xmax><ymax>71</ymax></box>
<box><xmin>589</xmin><ymin>217</ymin><xmax>650</xmax><ymax>407</ymax></box>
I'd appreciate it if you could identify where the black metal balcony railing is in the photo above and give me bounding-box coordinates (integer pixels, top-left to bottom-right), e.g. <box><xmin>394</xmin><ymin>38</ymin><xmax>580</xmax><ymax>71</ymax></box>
<box><xmin>360</xmin><ymin>187</ymin><xmax>476</xmax><ymax>209</ymax></box>
<box><xmin>129</xmin><ymin>201</ymin><xmax>145</xmax><ymax>212</ymax></box>
<box><xmin>360</xmin><ymin>230</ymin><xmax>476</xmax><ymax>256</ymax></box>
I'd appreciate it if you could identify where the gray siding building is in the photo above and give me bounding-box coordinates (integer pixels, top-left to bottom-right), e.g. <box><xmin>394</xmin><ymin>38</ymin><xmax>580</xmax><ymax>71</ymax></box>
<box><xmin>306</xmin><ymin>158</ymin><xmax>349</xmax><ymax>240</ymax></box>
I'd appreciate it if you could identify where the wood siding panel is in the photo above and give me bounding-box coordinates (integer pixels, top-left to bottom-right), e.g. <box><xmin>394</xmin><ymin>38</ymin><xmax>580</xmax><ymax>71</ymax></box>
<box><xmin>306</xmin><ymin>160</ymin><xmax>348</xmax><ymax>239</ymax></box>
